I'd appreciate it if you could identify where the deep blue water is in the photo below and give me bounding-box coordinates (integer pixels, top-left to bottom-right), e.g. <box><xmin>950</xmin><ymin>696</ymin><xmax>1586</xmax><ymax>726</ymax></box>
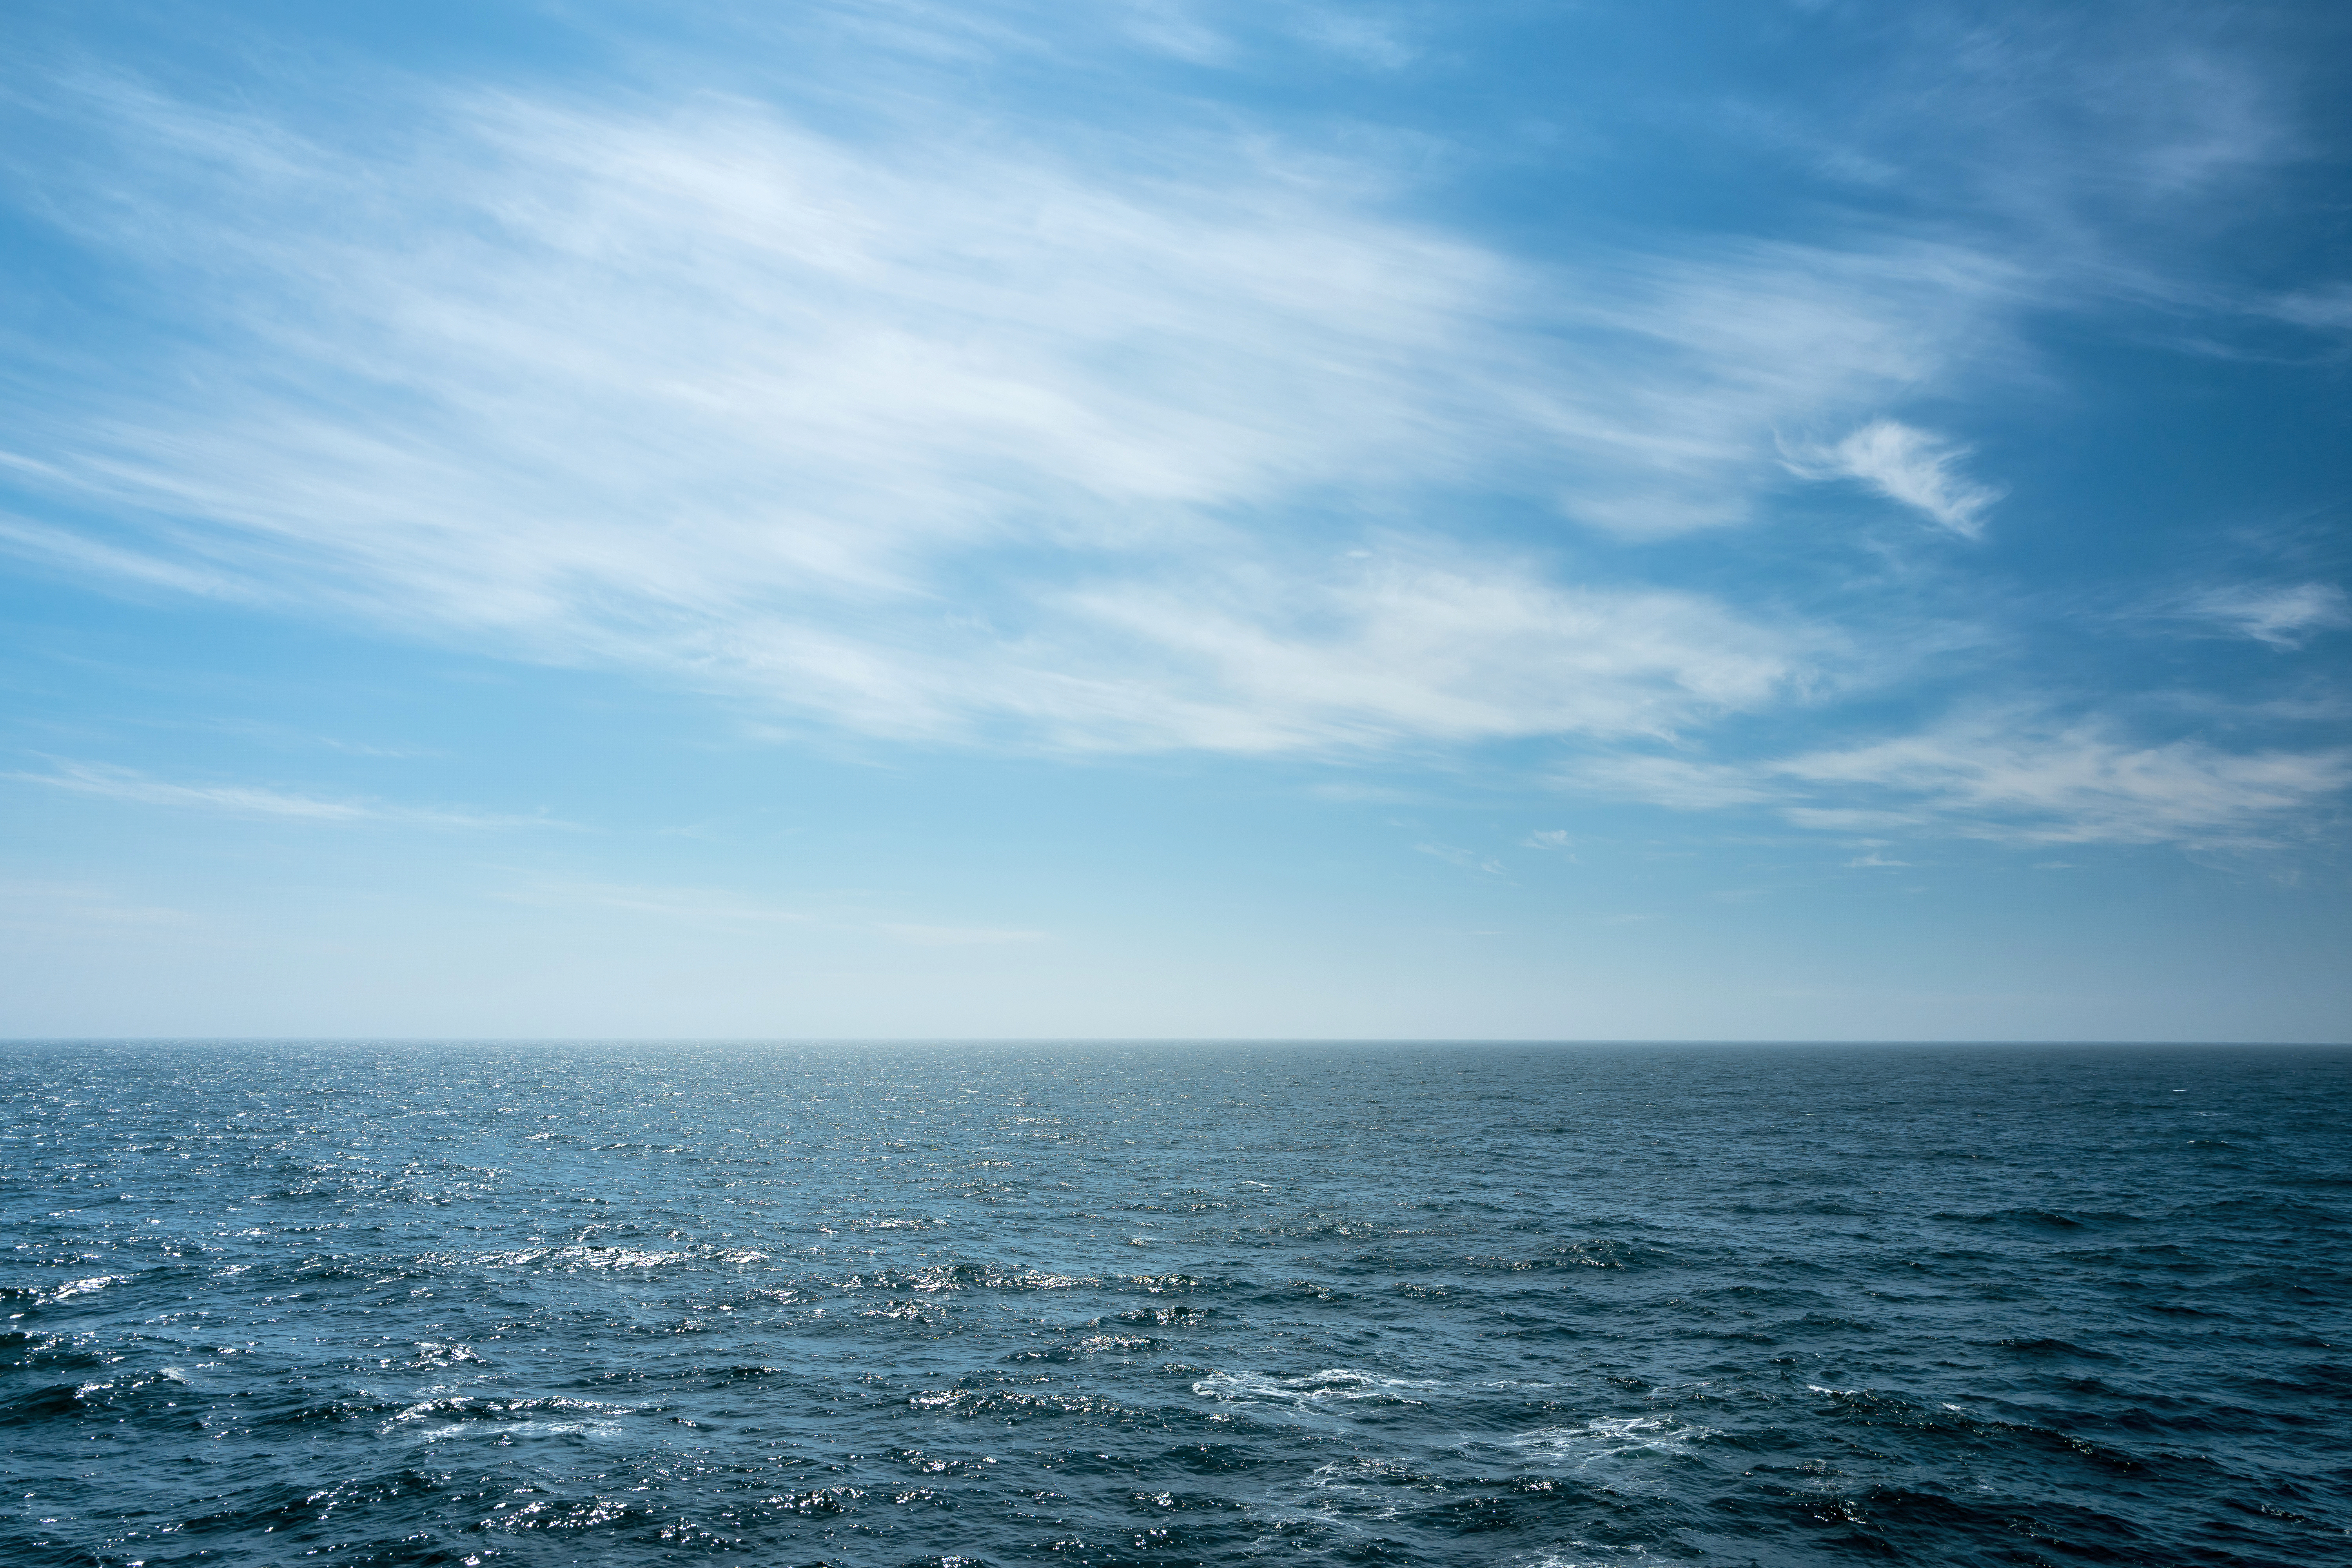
<box><xmin>2</xmin><ymin>1042</ymin><xmax>2347</xmax><ymax>1568</ymax></box>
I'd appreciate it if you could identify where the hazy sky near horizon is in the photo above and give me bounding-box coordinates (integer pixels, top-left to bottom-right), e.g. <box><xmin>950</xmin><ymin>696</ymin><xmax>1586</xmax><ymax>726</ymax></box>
<box><xmin>2</xmin><ymin>0</ymin><xmax>2347</xmax><ymax>1040</ymax></box>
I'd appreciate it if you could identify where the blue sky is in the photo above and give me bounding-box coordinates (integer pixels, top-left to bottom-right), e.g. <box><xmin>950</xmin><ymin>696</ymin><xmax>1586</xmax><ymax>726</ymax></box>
<box><xmin>2</xmin><ymin>0</ymin><xmax>2347</xmax><ymax>1040</ymax></box>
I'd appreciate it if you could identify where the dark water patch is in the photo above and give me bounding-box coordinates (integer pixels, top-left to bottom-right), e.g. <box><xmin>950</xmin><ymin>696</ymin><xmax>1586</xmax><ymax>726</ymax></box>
<box><xmin>1992</xmin><ymin>1336</ymin><xmax>2118</xmax><ymax>1357</ymax></box>
<box><xmin>1933</xmin><ymin>1207</ymin><xmax>2148</xmax><ymax>1230</ymax></box>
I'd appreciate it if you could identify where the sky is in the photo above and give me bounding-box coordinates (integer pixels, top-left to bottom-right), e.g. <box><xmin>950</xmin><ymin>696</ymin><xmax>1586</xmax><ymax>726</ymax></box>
<box><xmin>2</xmin><ymin>0</ymin><xmax>2347</xmax><ymax>1041</ymax></box>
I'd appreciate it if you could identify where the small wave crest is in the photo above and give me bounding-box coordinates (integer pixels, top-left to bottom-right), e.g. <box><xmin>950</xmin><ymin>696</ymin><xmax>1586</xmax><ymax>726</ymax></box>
<box><xmin>1504</xmin><ymin>1416</ymin><xmax>1718</xmax><ymax>1494</ymax></box>
<box><xmin>1194</xmin><ymin>1368</ymin><xmax>1439</xmax><ymax>1409</ymax></box>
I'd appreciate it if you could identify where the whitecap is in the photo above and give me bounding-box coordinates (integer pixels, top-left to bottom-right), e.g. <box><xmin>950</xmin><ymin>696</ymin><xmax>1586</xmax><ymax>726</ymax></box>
<box><xmin>1194</xmin><ymin>1368</ymin><xmax>1439</xmax><ymax>1406</ymax></box>
<box><xmin>46</xmin><ymin>1274</ymin><xmax>129</xmax><ymax>1303</ymax></box>
<box><xmin>1505</xmin><ymin>1416</ymin><xmax>1717</xmax><ymax>1495</ymax></box>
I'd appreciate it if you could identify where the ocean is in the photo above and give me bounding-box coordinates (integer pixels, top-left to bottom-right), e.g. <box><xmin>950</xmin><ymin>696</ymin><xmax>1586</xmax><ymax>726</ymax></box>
<box><xmin>3</xmin><ymin>1041</ymin><xmax>2346</xmax><ymax>1567</ymax></box>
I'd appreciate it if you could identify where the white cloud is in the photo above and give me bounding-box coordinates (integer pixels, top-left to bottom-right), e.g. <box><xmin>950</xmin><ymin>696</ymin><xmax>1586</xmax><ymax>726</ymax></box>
<box><xmin>1521</xmin><ymin>829</ymin><xmax>1573</xmax><ymax>850</ymax></box>
<box><xmin>0</xmin><ymin>70</ymin><xmax>2004</xmax><ymax>757</ymax></box>
<box><xmin>1564</xmin><ymin>713</ymin><xmax>2351</xmax><ymax>850</ymax></box>
<box><xmin>1787</xmin><ymin>419</ymin><xmax>2004</xmax><ymax>537</ymax></box>
<box><xmin>2185</xmin><ymin>584</ymin><xmax>2350</xmax><ymax>649</ymax></box>
<box><xmin>1041</xmin><ymin>561</ymin><xmax>1817</xmax><ymax>753</ymax></box>
<box><xmin>1773</xmin><ymin>718</ymin><xmax>2350</xmax><ymax>848</ymax></box>
<box><xmin>7</xmin><ymin>761</ymin><xmax>560</xmax><ymax>830</ymax></box>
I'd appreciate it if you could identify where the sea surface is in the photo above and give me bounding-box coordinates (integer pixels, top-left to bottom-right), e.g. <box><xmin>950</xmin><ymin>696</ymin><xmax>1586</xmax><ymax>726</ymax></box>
<box><xmin>2</xmin><ymin>1041</ymin><xmax>2347</xmax><ymax>1568</ymax></box>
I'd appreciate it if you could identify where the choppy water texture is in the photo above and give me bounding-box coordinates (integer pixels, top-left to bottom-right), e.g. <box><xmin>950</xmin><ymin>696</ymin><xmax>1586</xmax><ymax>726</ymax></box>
<box><xmin>4</xmin><ymin>1042</ymin><xmax>2348</xmax><ymax>1567</ymax></box>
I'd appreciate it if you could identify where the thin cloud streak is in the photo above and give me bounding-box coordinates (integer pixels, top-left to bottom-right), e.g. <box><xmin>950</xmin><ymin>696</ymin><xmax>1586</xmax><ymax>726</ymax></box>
<box><xmin>1776</xmin><ymin>720</ymin><xmax>2351</xmax><ymax>848</ymax></box>
<box><xmin>9</xmin><ymin>762</ymin><xmax>566</xmax><ymax>831</ymax></box>
<box><xmin>1564</xmin><ymin>715</ymin><xmax>2351</xmax><ymax>850</ymax></box>
<box><xmin>2183</xmin><ymin>584</ymin><xmax>2351</xmax><ymax>650</ymax></box>
<box><xmin>0</xmin><ymin>512</ymin><xmax>257</xmax><ymax>601</ymax></box>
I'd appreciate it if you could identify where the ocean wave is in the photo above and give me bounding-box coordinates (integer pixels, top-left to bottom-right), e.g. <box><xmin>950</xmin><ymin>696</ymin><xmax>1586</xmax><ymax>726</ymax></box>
<box><xmin>7</xmin><ymin>1274</ymin><xmax>134</xmax><ymax>1309</ymax></box>
<box><xmin>459</xmin><ymin>1244</ymin><xmax>770</xmax><ymax>1270</ymax></box>
<box><xmin>1504</xmin><ymin>1416</ymin><xmax>1720</xmax><ymax>1492</ymax></box>
<box><xmin>1193</xmin><ymin>1368</ymin><xmax>1441</xmax><ymax>1408</ymax></box>
<box><xmin>843</xmin><ymin>1262</ymin><xmax>1100</xmax><ymax>1293</ymax></box>
<box><xmin>384</xmin><ymin>1393</ymin><xmax>637</xmax><ymax>1439</ymax></box>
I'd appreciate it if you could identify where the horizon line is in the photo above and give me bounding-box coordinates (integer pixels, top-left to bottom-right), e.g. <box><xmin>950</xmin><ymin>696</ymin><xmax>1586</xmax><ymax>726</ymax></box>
<box><xmin>3</xmin><ymin>1036</ymin><xmax>2343</xmax><ymax>1049</ymax></box>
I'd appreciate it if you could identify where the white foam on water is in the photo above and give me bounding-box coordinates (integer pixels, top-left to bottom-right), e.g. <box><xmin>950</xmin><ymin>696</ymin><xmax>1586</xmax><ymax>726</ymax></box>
<box><xmin>466</xmin><ymin>1244</ymin><xmax>769</xmax><ymax>1270</ymax></box>
<box><xmin>1194</xmin><ymin>1368</ymin><xmax>1441</xmax><ymax>1406</ymax></box>
<box><xmin>472</xmin><ymin>1246</ymin><xmax>689</xmax><ymax>1269</ymax></box>
<box><xmin>1506</xmin><ymin>1416</ymin><xmax>1718</xmax><ymax>1495</ymax></box>
<box><xmin>388</xmin><ymin>1393</ymin><xmax>635</xmax><ymax>1443</ymax></box>
<box><xmin>859</xmin><ymin>1300</ymin><xmax>933</xmax><ymax>1319</ymax></box>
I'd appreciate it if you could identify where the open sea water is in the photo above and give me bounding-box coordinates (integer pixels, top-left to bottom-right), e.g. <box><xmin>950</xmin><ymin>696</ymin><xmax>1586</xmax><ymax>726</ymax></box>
<box><xmin>2</xmin><ymin>1041</ymin><xmax>2347</xmax><ymax>1568</ymax></box>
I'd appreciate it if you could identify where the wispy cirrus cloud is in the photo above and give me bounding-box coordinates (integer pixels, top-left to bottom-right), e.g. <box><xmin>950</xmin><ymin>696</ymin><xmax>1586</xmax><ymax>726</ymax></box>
<box><xmin>0</xmin><ymin>2</ymin><xmax>2332</xmax><ymax>880</ymax></box>
<box><xmin>2265</xmin><ymin>282</ymin><xmax>2352</xmax><ymax>333</ymax></box>
<box><xmin>0</xmin><ymin>59</ymin><xmax>2002</xmax><ymax>757</ymax></box>
<box><xmin>2181</xmin><ymin>584</ymin><xmax>2350</xmax><ymax>650</ymax></box>
<box><xmin>1784</xmin><ymin>419</ymin><xmax>2004</xmax><ymax>538</ymax></box>
<box><xmin>1564</xmin><ymin>713</ymin><xmax>2350</xmax><ymax>850</ymax></box>
<box><xmin>1775</xmin><ymin>718</ymin><xmax>2349</xmax><ymax>849</ymax></box>
<box><xmin>0</xmin><ymin>510</ymin><xmax>256</xmax><ymax>601</ymax></box>
<box><xmin>1038</xmin><ymin>561</ymin><xmax>1822</xmax><ymax>753</ymax></box>
<box><xmin>7</xmin><ymin>761</ymin><xmax>563</xmax><ymax>831</ymax></box>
